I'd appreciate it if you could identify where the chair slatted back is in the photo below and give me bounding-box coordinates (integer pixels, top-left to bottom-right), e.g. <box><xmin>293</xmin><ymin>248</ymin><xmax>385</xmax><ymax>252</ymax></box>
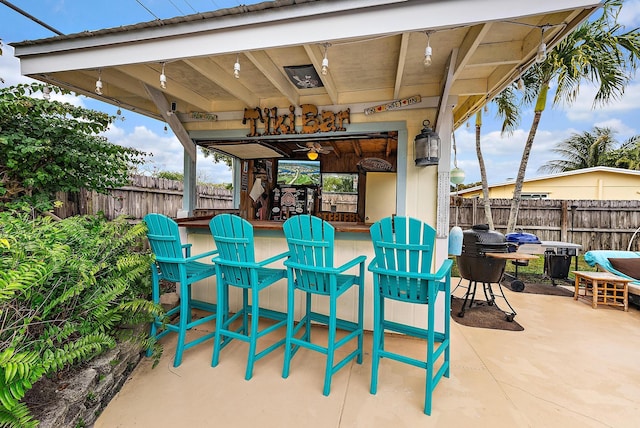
<box><xmin>369</xmin><ymin>216</ymin><xmax>436</xmax><ymax>303</ymax></box>
<box><xmin>144</xmin><ymin>213</ymin><xmax>187</xmax><ymax>282</ymax></box>
<box><xmin>209</xmin><ymin>214</ymin><xmax>257</xmax><ymax>288</ymax></box>
<box><xmin>283</xmin><ymin>215</ymin><xmax>335</xmax><ymax>295</ymax></box>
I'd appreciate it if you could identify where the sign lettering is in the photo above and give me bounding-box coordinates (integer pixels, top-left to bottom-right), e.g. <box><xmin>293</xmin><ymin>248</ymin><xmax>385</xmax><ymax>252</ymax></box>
<box><xmin>243</xmin><ymin>104</ymin><xmax>350</xmax><ymax>137</ymax></box>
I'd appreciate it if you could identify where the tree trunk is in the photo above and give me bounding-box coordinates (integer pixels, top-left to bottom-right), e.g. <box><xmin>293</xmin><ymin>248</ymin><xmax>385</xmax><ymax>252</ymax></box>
<box><xmin>475</xmin><ymin>111</ymin><xmax>494</xmax><ymax>229</ymax></box>
<box><xmin>506</xmin><ymin>82</ymin><xmax>549</xmax><ymax>233</ymax></box>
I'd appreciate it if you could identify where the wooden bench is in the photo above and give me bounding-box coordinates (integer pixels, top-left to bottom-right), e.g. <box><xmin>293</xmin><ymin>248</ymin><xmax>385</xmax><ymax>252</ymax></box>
<box><xmin>573</xmin><ymin>271</ymin><xmax>631</xmax><ymax>311</ymax></box>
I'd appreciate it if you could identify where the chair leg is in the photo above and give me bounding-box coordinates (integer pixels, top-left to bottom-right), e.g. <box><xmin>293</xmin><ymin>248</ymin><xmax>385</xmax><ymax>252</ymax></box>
<box><xmin>173</xmin><ymin>281</ymin><xmax>191</xmax><ymax>367</ymax></box>
<box><xmin>302</xmin><ymin>292</ymin><xmax>312</xmax><ymax>343</ymax></box>
<box><xmin>212</xmin><ymin>282</ymin><xmax>228</xmax><ymax>368</ymax></box>
<box><xmin>147</xmin><ymin>266</ymin><xmax>161</xmax><ymax>358</ymax></box>
<box><xmin>282</xmin><ymin>276</ymin><xmax>296</xmax><ymax>379</ymax></box>
<box><xmin>242</xmin><ymin>288</ymin><xmax>250</xmax><ymax>335</ymax></box>
<box><xmin>444</xmin><ymin>282</ymin><xmax>451</xmax><ymax>379</ymax></box>
<box><xmin>245</xmin><ymin>289</ymin><xmax>260</xmax><ymax>380</ymax></box>
<box><xmin>323</xmin><ymin>295</ymin><xmax>338</xmax><ymax>396</ymax></box>
<box><xmin>356</xmin><ymin>280</ymin><xmax>364</xmax><ymax>364</ymax></box>
<box><xmin>370</xmin><ymin>292</ymin><xmax>382</xmax><ymax>395</ymax></box>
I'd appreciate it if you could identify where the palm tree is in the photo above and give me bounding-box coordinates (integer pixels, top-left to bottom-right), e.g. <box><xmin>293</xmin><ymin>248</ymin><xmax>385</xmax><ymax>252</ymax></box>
<box><xmin>504</xmin><ymin>0</ymin><xmax>640</xmax><ymax>233</ymax></box>
<box><xmin>537</xmin><ymin>126</ymin><xmax>618</xmax><ymax>173</ymax></box>
<box><xmin>605</xmin><ymin>135</ymin><xmax>640</xmax><ymax>169</ymax></box>
<box><xmin>474</xmin><ymin>110</ymin><xmax>494</xmax><ymax>229</ymax></box>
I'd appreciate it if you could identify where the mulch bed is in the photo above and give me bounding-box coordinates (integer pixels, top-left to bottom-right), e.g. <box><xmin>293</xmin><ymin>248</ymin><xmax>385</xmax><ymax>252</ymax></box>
<box><xmin>450</xmin><ymin>296</ymin><xmax>524</xmax><ymax>331</ymax></box>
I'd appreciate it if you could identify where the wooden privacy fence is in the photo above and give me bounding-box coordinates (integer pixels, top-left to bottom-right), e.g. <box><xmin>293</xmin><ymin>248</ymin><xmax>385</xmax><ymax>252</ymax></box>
<box><xmin>54</xmin><ymin>175</ymin><xmax>233</xmax><ymax>220</ymax></box>
<box><xmin>450</xmin><ymin>198</ymin><xmax>640</xmax><ymax>252</ymax></box>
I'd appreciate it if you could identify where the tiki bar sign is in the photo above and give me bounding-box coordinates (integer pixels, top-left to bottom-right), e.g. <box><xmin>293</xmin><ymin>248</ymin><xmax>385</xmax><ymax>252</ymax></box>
<box><xmin>243</xmin><ymin>104</ymin><xmax>350</xmax><ymax>137</ymax></box>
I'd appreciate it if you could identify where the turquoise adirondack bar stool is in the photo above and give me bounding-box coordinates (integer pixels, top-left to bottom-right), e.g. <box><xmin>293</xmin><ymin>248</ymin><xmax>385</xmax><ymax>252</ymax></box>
<box><xmin>282</xmin><ymin>214</ymin><xmax>365</xmax><ymax>396</ymax></box>
<box><xmin>368</xmin><ymin>216</ymin><xmax>452</xmax><ymax>415</ymax></box>
<box><xmin>143</xmin><ymin>213</ymin><xmax>219</xmax><ymax>367</ymax></box>
<box><xmin>209</xmin><ymin>214</ymin><xmax>289</xmax><ymax>380</ymax></box>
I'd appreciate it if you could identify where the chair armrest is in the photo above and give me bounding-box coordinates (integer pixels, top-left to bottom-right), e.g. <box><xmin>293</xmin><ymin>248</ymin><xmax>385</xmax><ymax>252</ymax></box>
<box><xmin>212</xmin><ymin>257</ymin><xmax>260</xmax><ymax>269</ymax></box>
<box><xmin>368</xmin><ymin>258</ymin><xmax>452</xmax><ymax>281</ymax></box>
<box><xmin>335</xmin><ymin>255</ymin><xmax>367</xmax><ymax>273</ymax></box>
<box><xmin>182</xmin><ymin>243</ymin><xmax>193</xmax><ymax>257</ymax></box>
<box><xmin>258</xmin><ymin>251</ymin><xmax>290</xmax><ymax>267</ymax></box>
<box><xmin>284</xmin><ymin>260</ymin><xmax>340</xmax><ymax>274</ymax></box>
<box><xmin>284</xmin><ymin>255</ymin><xmax>365</xmax><ymax>275</ymax></box>
<box><xmin>186</xmin><ymin>249</ymin><xmax>218</xmax><ymax>262</ymax></box>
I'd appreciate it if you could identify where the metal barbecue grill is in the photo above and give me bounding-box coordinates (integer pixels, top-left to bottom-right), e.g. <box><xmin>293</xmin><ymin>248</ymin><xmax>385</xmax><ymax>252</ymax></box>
<box><xmin>455</xmin><ymin>224</ymin><xmax>517</xmax><ymax>321</ymax></box>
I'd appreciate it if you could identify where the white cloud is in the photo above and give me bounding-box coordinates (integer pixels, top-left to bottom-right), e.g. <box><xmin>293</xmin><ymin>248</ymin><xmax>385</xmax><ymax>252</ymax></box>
<box><xmin>618</xmin><ymin>0</ymin><xmax>640</xmax><ymax>28</ymax></box>
<box><xmin>560</xmin><ymin>82</ymin><xmax>640</xmax><ymax>122</ymax></box>
<box><xmin>592</xmin><ymin>117</ymin><xmax>637</xmax><ymax>140</ymax></box>
<box><xmin>105</xmin><ymin>123</ymin><xmax>232</xmax><ymax>184</ymax></box>
<box><xmin>454</xmin><ymin>125</ymin><xmax>583</xmax><ymax>185</ymax></box>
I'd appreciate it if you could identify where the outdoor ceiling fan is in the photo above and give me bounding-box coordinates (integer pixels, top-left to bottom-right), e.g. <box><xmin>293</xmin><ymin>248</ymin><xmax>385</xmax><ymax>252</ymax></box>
<box><xmin>292</xmin><ymin>142</ymin><xmax>334</xmax><ymax>159</ymax></box>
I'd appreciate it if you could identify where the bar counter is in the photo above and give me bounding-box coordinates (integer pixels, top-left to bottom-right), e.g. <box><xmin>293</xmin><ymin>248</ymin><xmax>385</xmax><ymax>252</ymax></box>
<box><xmin>176</xmin><ymin>215</ymin><xmax>436</xmax><ymax>331</ymax></box>
<box><xmin>176</xmin><ymin>217</ymin><xmax>372</xmax><ymax>233</ymax></box>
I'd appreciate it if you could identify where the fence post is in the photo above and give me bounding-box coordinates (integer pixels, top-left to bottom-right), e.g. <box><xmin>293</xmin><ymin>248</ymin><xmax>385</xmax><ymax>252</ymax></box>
<box><xmin>472</xmin><ymin>198</ymin><xmax>477</xmax><ymax>226</ymax></box>
<box><xmin>560</xmin><ymin>200</ymin><xmax>568</xmax><ymax>242</ymax></box>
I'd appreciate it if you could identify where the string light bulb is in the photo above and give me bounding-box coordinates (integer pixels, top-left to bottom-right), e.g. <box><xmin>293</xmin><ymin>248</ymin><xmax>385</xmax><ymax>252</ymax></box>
<box><xmin>321</xmin><ymin>43</ymin><xmax>330</xmax><ymax>76</ymax></box>
<box><xmin>423</xmin><ymin>32</ymin><xmax>433</xmax><ymax>68</ymax></box>
<box><xmin>42</xmin><ymin>86</ymin><xmax>51</xmax><ymax>100</ymax></box>
<box><xmin>95</xmin><ymin>70</ymin><xmax>103</xmax><ymax>95</ymax></box>
<box><xmin>160</xmin><ymin>63</ymin><xmax>167</xmax><ymax>89</ymax></box>
<box><xmin>536</xmin><ymin>28</ymin><xmax>547</xmax><ymax>63</ymax></box>
<box><xmin>517</xmin><ymin>76</ymin><xmax>525</xmax><ymax>91</ymax></box>
<box><xmin>233</xmin><ymin>55</ymin><xmax>240</xmax><ymax>79</ymax></box>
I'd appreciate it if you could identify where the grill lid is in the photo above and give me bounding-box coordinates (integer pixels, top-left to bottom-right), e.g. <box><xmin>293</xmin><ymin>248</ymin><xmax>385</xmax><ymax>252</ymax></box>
<box><xmin>506</xmin><ymin>232</ymin><xmax>541</xmax><ymax>245</ymax></box>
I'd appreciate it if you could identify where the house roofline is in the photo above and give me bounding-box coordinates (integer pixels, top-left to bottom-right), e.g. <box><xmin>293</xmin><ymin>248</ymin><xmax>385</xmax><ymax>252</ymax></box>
<box><xmin>455</xmin><ymin>166</ymin><xmax>640</xmax><ymax>195</ymax></box>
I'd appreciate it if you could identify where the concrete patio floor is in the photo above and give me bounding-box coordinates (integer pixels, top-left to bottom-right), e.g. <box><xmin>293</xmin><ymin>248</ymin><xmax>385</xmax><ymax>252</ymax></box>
<box><xmin>95</xmin><ymin>280</ymin><xmax>640</xmax><ymax>427</ymax></box>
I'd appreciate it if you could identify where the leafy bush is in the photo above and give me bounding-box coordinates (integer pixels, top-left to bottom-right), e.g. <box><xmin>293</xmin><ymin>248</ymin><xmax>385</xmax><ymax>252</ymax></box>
<box><xmin>0</xmin><ymin>83</ymin><xmax>148</xmax><ymax>211</ymax></box>
<box><xmin>0</xmin><ymin>210</ymin><xmax>163</xmax><ymax>427</ymax></box>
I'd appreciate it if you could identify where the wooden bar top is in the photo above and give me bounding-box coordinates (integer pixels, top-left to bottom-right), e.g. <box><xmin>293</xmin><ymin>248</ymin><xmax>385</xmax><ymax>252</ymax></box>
<box><xmin>176</xmin><ymin>217</ymin><xmax>372</xmax><ymax>233</ymax></box>
<box><xmin>485</xmin><ymin>252</ymin><xmax>538</xmax><ymax>260</ymax></box>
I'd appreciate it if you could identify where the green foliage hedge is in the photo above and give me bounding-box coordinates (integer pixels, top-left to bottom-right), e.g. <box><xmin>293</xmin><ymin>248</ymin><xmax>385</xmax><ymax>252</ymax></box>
<box><xmin>0</xmin><ymin>210</ymin><xmax>163</xmax><ymax>427</ymax></box>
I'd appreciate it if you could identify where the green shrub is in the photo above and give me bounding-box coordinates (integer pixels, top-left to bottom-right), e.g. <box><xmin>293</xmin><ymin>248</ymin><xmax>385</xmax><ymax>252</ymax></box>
<box><xmin>0</xmin><ymin>210</ymin><xmax>163</xmax><ymax>427</ymax></box>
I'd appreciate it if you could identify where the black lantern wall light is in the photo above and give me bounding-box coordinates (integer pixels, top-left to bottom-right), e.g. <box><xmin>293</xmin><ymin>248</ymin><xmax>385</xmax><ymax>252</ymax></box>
<box><xmin>414</xmin><ymin>119</ymin><xmax>440</xmax><ymax>166</ymax></box>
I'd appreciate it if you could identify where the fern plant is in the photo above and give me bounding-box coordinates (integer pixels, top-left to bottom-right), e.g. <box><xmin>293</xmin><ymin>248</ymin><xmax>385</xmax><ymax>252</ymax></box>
<box><xmin>0</xmin><ymin>209</ymin><xmax>164</xmax><ymax>427</ymax></box>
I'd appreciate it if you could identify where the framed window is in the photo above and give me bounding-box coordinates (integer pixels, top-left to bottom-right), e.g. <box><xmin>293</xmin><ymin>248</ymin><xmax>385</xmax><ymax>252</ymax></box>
<box><xmin>321</xmin><ymin>173</ymin><xmax>358</xmax><ymax>213</ymax></box>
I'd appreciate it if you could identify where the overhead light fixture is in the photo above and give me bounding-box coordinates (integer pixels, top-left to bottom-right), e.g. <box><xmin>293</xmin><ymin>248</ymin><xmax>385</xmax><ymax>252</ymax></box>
<box><xmin>423</xmin><ymin>32</ymin><xmax>433</xmax><ymax>68</ymax></box>
<box><xmin>307</xmin><ymin>151</ymin><xmax>319</xmax><ymax>160</ymax></box>
<box><xmin>536</xmin><ymin>27</ymin><xmax>547</xmax><ymax>63</ymax></box>
<box><xmin>321</xmin><ymin>43</ymin><xmax>330</xmax><ymax>76</ymax></box>
<box><xmin>234</xmin><ymin>55</ymin><xmax>240</xmax><ymax>79</ymax></box>
<box><xmin>160</xmin><ymin>62</ymin><xmax>167</xmax><ymax>89</ymax></box>
<box><xmin>42</xmin><ymin>85</ymin><xmax>51</xmax><ymax>100</ymax></box>
<box><xmin>95</xmin><ymin>69</ymin><xmax>103</xmax><ymax>95</ymax></box>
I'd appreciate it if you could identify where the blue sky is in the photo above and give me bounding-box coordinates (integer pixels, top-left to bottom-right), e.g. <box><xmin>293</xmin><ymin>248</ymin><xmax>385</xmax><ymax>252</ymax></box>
<box><xmin>2</xmin><ymin>0</ymin><xmax>640</xmax><ymax>185</ymax></box>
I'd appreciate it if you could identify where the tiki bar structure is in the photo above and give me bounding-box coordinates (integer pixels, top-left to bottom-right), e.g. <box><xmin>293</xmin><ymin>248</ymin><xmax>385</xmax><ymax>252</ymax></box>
<box><xmin>12</xmin><ymin>0</ymin><xmax>602</xmax><ymax>328</ymax></box>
